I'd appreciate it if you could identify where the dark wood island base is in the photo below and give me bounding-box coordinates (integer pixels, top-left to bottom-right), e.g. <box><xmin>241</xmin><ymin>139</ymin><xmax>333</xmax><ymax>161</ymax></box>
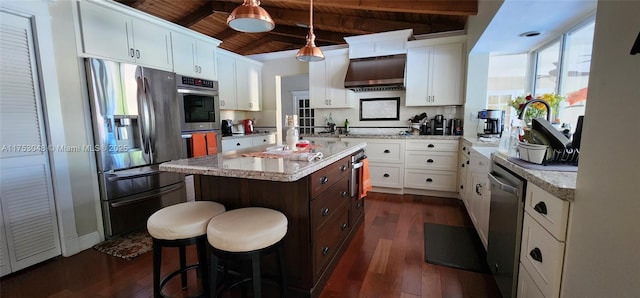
<box><xmin>194</xmin><ymin>154</ymin><xmax>365</xmax><ymax>298</ymax></box>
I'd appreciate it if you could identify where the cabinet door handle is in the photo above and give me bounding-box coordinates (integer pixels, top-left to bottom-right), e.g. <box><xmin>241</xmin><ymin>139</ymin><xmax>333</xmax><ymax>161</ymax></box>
<box><xmin>356</xmin><ymin>202</ymin><xmax>362</xmax><ymax>208</ymax></box>
<box><xmin>427</xmin><ymin>159</ymin><xmax>434</xmax><ymax>163</ymax></box>
<box><xmin>135</xmin><ymin>49</ymin><xmax>140</xmax><ymax>59</ymax></box>
<box><xmin>460</xmin><ymin>185</ymin><xmax>464</xmax><ymax>189</ymax></box>
<box><xmin>428</xmin><ymin>144</ymin><xmax>435</xmax><ymax>148</ymax></box>
<box><xmin>529</xmin><ymin>247</ymin><xmax>543</xmax><ymax>263</ymax></box>
<box><xmin>340</xmin><ymin>191</ymin><xmax>348</xmax><ymax>197</ymax></box>
<box><xmin>321</xmin><ymin>176</ymin><xmax>329</xmax><ymax>184</ymax></box>
<box><xmin>466</xmin><ymin>160</ymin><xmax>470</xmax><ymax>164</ymax></box>
<box><xmin>194</xmin><ymin>65</ymin><xmax>198</xmax><ymax>72</ymax></box>
<box><xmin>383</xmin><ymin>173</ymin><xmax>390</xmax><ymax>178</ymax></box>
<box><xmin>463</xmin><ymin>146</ymin><xmax>466</xmax><ymax>151</ymax></box>
<box><xmin>340</xmin><ymin>165</ymin><xmax>347</xmax><ymax>171</ymax></box>
<box><xmin>322</xmin><ymin>246</ymin><xmax>330</xmax><ymax>255</ymax></box>
<box><xmin>534</xmin><ymin>202</ymin><xmax>548</xmax><ymax>215</ymax></box>
<box><xmin>341</xmin><ymin>223</ymin><xmax>348</xmax><ymax>231</ymax></box>
<box><xmin>236</xmin><ymin>142</ymin><xmax>241</xmax><ymax>146</ymax></box>
<box><xmin>129</xmin><ymin>48</ymin><xmax>135</xmax><ymax>57</ymax></box>
<box><xmin>383</xmin><ymin>149</ymin><xmax>390</xmax><ymax>153</ymax></box>
<box><xmin>426</xmin><ymin>178</ymin><xmax>433</xmax><ymax>183</ymax></box>
<box><xmin>321</xmin><ymin>208</ymin><xmax>330</xmax><ymax>216</ymax></box>
<box><xmin>461</xmin><ymin>163</ymin><xmax>465</xmax><ymax>168</ymax></box>
<box><xmin>476</xmin><ymin>183</ymin><xmax>482</xmax><ymax>195</ymax></box>
<box><xmin>198</xmin><ymin>66</ymin><xmax>202</xmax><ymax>73</ymax></box>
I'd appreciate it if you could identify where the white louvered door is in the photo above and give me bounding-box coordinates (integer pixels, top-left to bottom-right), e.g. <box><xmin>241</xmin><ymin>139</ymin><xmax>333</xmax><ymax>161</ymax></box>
<box><xmin>0</xmin><ymin>11</ymin><xmax>61</xmax><ymax>276</ymax></box>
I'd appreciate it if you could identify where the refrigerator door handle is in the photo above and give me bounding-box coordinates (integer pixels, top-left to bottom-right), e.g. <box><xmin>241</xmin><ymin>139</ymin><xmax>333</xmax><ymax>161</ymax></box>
<box><xmin>138</xmin><ymin>76</ymin><xmax>153</xmax><ymax>164</ymax></box>
<box><xmin>110</xmin><ymin>183</ymin><xmax>184</xmax><ymax>208</ymax></box>
<box><xmin>106</xmin><ymin>170</ymin><xmax>162</xmax><ymax>181</ymax></box>
<box><xmin>144</xmin><ymin>77</ymin><xmax>156</xmax><ymax>163</ymax></box>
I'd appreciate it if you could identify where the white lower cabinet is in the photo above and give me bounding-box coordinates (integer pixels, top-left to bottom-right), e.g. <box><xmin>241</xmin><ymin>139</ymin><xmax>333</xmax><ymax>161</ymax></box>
<box><xmin>343</xmin><ymin>138</ymin><xmax>404</xmax><ymax>189</ymax></box>
<box><xmin>222</xmin><ymin>134</ymin><xmax>276</xmax><ymax>153</ymax></box>
<box><xmin>465</xmin><ymin>150</ymin><xmax>491</xmax><ymax>248</ymax></box>
<box><xmin>404</xmin><ymin>140</ymin><xmax>458</xmax><ymax>192</ymax></box>
<box><xmin>251</xmin><ymin>134</ymin><xmax>276</xmax><ymax>147</ymax></box>
<box><xmin>518</xmin><ymin>264</ymin><xmax>546</xmax><ymax>298</ymax></box>
<box><xmin>517</xmin><ymin>183</ymin><xmax>570</xmax><ymax>298</ymax></box>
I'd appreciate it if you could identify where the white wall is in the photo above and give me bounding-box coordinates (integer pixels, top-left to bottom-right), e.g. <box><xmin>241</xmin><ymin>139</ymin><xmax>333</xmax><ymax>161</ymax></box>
<box><xmin>561</xmin><ymin>1</ymin><xmax>640</xmax><ymax>296</ymax></box>
<box><xmin>48</xmin><ymin>0</ymin><xmax>101</xmax><ymax>240</ymax></box>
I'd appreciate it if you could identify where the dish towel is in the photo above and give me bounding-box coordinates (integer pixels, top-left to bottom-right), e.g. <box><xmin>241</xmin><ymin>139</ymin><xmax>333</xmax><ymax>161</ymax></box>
<box><xmin>360</xmin><ymin>158</ymin><xmax>372</xmax><ymax>199</ymax></box>
<box><xmin>205</xmin><ymin>132</ymin><xmax>218</xmax><ymax>155</ymax></box>
<box><xmin>191</xmin><ymin>133</ymin><xmax>207</xmax><ymax>157</ymax></box>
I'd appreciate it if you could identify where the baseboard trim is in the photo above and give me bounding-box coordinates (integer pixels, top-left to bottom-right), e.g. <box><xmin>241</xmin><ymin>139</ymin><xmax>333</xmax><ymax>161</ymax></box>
<box><xmin>77</xmin><ymin>231</ymin><xmax>101</xmax><ymax>251</ymax></box>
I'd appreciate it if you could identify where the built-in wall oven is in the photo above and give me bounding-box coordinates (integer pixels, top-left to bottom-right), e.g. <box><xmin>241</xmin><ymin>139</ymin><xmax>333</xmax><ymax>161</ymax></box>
<box><xmin>177</xmin><ymin>75</ymin><xmax>220</xmax><ymax>132</ymax></box>
<box><xmin>487</xmin><ymin>163</ymin><xmax>527</xmax><ymax>298</ymax></box>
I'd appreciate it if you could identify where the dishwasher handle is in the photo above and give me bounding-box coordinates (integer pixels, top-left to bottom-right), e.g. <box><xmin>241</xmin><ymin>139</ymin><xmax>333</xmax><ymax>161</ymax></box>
<box><xmin>488</xmin><ymin>172</ymin><xmax>518</xmax><ymax>195</ymax></box>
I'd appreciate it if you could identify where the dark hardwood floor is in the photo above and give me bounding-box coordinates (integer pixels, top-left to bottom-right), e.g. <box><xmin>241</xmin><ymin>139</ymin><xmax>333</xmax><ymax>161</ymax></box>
<box><xmin>0</xmin><ymin>192</ymin><xmax>500</xmax><ymax>298</ymax></box>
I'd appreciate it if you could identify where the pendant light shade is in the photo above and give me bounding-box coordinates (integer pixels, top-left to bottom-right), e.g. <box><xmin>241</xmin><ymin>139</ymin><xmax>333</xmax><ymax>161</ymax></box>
<box><xmin>296</xmin><ymin>0</ymin><xmax>324</xmax><ymax>62</ymax></box>
<box><xmin>227</xmin><ymin>0</ymin><xmax>275</xmax><ymax>33</ymax></box>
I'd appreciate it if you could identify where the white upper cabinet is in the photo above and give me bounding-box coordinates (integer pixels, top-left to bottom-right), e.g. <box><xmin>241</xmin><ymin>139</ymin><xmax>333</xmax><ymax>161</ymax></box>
<box><xmin>78</xmin><ymin>1</ymin><xmax>172</xmax><ymax>71</ymax></box>
<box><xmin>217</xmin><ymin>50</ymin><xmax>262</xmax><ymax>111</ymax></box>
<box><xmin>171</xmin><ymin>31</ymin><xmax>219</xmax><ymax>80</ymax></box>
<box><xmin>309</xmin><ymin>49</ymin><xmax>354</xmax><ymax>108</ymax></box>
<box><xmin>406</xmin><ymin>36</ymin><xmax>465</xmax><ymax>106</ymax></box>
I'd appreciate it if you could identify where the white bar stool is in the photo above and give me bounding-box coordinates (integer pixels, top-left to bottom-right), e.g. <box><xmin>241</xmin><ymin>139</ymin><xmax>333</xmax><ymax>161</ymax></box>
<box><xmin>147</xmin><ymin>201</ymin><xmax>226</xmax><ymax>298</ymax></box>
<box><xmin>206</xmin><ymin>207</ymin><xmax>288</xmax><ymax>298</ymax></box>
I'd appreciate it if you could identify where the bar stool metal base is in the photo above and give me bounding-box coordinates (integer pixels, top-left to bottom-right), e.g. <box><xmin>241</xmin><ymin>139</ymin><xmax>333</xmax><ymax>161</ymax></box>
<box><xmin>152</xmin><ymin>235</ymin><xmax>209</xmax><ymax>298</ymax></box>
<box><xmin>209</xmin><ymin>241</ymin><xmax>288</xmax><ymax>298</ymax></box>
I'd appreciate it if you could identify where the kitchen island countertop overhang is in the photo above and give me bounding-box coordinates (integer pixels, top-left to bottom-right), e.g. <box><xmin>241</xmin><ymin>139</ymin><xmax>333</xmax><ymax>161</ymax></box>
<box><xmin>159</xmin><ymin>140</ymin><xmax>367</xmax><ymax>181</ymax></box>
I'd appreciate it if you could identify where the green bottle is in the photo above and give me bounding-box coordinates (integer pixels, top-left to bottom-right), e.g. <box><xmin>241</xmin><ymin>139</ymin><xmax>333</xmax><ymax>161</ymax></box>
<box><xmin>344</xmin><ymin>118</ymin><xmax>350</xmax><ymax>134</ymax></box>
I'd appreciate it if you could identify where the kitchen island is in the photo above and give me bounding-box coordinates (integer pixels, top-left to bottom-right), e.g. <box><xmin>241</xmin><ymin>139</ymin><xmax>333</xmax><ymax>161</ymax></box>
<box><xmin>160</xmin><ymin>140</ymin><xmax>367</xmax><ymax>298</ymax></box>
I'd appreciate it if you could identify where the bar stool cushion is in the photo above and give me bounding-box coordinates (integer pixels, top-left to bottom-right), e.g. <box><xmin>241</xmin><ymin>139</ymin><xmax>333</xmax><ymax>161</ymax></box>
<box><xmin>207</xmin><ymin>207</ymin><xmax>288</xmax><ymax>252</ymax></box>
<box><xmin>148</xmin><ymin>201</ymin><xmax>226</xmax><ymax>240</ymax></box>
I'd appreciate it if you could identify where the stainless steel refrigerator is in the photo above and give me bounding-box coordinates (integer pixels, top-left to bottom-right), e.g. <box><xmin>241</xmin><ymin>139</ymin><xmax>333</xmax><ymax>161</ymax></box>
<box><xmin>85</xmin><ymin>58</ymin><xmax>186</xmax><ymax>238</ymax></box>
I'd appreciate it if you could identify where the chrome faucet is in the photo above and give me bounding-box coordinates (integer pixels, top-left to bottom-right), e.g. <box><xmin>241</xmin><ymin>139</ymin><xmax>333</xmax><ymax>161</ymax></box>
<box><xmin>517</xmin><ymin>99</ymin><xmax>551</xmax><ymax>121</ymax></box>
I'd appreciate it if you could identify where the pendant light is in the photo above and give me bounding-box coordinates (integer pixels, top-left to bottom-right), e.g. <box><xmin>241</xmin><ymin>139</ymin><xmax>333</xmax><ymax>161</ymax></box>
<box><xmin>296</xmin><ymin>0</ymin><xmax>324</xmax><ymax>62</ymax></box>
<box><xmin>227</xmin><ymin>0</ymin><xmax>275</xmax><ymax>33</ymax></box>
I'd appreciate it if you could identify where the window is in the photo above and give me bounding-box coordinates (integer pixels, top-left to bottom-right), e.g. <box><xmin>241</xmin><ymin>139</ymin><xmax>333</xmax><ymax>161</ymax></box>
<box><xmin>487</xmin><ymin>53</ymin><xmax>529</xmax><ymax>127</ymax></box>
<box><xmin>533</xmin><ymin>40</ymin><xmax>562</xmax><ymax>96</ymax></box>
<box><xmin>297</xmin><ymin>98</ymin><xmax>314</xmax><ymax>134</ymax></box>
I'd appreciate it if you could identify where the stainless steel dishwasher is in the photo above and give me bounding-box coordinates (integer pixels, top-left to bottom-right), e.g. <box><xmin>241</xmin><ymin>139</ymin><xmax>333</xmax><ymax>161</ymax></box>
<box><xmin>487</xmin><ymin>163</ymin><xmax>526</xmax><ymax>298</ymax></box>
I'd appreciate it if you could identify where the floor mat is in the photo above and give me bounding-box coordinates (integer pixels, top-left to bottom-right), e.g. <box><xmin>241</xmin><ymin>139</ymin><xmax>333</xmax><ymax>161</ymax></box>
<box><xmin>423</xmin><ymin>223</ymin><xmax>490</xmax><ymax>273</ymax></box>
<box><xmin>93</xmin><ymin>230</ymin><xmax>152</xmax><ymax>260</ymax></box>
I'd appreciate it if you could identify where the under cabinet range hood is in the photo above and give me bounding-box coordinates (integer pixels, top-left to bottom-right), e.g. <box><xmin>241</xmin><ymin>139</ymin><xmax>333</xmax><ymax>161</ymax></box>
<box><xmin>344</xmin><ymin>54</ymin><xmax>406</xmax><ymax>92</ymax></box>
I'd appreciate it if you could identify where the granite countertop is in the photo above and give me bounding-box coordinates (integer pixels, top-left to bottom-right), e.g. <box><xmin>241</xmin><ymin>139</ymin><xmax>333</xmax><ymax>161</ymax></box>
<box><xmin>160</xmin><ymin>140</ymin><xmax>366</xmax><ymax>182</ymax></box>
<box><xmin>302</xmin><ymin>133</ymin><xmax>461</xmax><ymax>140</ymax></box>
<box><xmin>492</xmin><ymin>152</ymin><xmax>576</xmax><ymax>201</ymax></box>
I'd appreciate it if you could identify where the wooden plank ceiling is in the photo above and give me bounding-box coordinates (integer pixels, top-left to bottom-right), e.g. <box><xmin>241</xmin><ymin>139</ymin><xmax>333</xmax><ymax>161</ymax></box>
<box><xmin>116</xmin><ymin>0</ymin><xmax>476</xmax><ymax>56</ymax></box>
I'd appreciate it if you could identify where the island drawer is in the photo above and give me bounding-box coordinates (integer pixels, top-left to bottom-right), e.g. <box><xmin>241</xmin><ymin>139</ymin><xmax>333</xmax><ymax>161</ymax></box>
<box><xmin>312</xmin><ymin>206</ymin><xmax>349</xmax><ymax>280</ymax></box>
<box><xmin>310</xmin><ymin>155</ymin><xmax>350</xmax><ymax>198</ymax></box>
<box><xmin>311</xmin><ymin>175</ymin><xmax>350</xmax><ymax>231</ymax></box>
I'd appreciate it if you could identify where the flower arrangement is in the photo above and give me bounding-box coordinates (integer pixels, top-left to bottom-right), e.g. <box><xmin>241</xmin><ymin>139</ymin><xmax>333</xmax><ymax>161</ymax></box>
<box><xmin>509</xmin><ymin>93</ymin><xmax>564</xmax><ymax>123</ymax></box>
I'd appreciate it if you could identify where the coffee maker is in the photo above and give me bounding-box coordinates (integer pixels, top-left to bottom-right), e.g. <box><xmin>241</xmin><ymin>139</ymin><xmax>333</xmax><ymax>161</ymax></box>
<box><xmin>430</xmin><ymin>115</ymin><xmax>446</xmax><ymax>135</ymax></box>
<box><xmin>477</xmin><ymin>109</ymin><xmax>505</xmax><ymax>137</ymax></box>
<box><xmin>221</xmin><ymin>119</ymin><xmax>233</xmax><ymax>136</ymax></box>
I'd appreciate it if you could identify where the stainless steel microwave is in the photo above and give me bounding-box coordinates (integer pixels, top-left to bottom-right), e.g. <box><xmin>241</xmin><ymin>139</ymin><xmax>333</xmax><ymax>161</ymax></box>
<box><xmin>177</xmin><ymin>75</ymin><xmax>220</xmax><ymax>132</ymax></box>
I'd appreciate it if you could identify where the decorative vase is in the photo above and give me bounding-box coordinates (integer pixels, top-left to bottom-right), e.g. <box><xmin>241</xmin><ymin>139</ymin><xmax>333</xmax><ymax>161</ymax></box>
<box><xmin>286</xmin><ymin>126</ymin><xmax>298</xmax><ymax>150</ymax></box>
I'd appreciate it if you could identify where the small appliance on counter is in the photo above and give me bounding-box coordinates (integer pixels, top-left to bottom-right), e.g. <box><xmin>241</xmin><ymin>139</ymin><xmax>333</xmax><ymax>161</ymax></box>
<box><xmin>243</xmin><ymin>119</ymin><xmax>254</xmax><ymax>134</ymax></box>
<box><xmin>231</xmin><ymin>123</ymin><xmax>245</xmax><ymax>135</ymax></box>
<box><xmin>430</xmin><ymin>114</ymin><xmax>446</xmax><ymax>135</ymax></box>
<box><xmin>477</xmin><ymin>109</ymin><xmax>505</xmax><ymax>137</ymax></box>
<box><xmin>221</xmin><ymin>119</ymin><xmax>233</xmax><ymax>136</ymax></box>
<box><xmin>447</xmin><ymin>118</ymin><xmax>463</xmax><ymax>135</ymax></box>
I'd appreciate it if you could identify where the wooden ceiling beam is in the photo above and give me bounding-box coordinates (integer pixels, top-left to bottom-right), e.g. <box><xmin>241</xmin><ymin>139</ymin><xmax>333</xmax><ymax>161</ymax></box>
<box><xmin>267</xmin><ymin>0</ymin><xmax>477</xmax><ymax>16</ymax></box>
<box><xmin>270</xmin><ymin>25</ymin><xmax>346</xmax><ymax>44</ymax></box>
<box><xmin>211</xmin><ymin>0</ymin><xmax>476</xmax><ymax>15</ymax></box>
<box><xmin>177</xmin><ymin>2</ymin><xmax>215</xmax><ymax>28</ymax></box>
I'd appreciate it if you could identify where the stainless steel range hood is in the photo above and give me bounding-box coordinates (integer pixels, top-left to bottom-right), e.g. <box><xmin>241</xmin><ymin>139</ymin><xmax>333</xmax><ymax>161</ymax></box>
<box><xmin>344</xmin><ymin>54</ymin><xmax>406</xmax><ymax>92</ymax></box>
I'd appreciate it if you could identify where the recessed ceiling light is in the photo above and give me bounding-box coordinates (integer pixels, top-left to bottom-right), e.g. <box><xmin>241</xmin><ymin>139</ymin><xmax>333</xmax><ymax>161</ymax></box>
<box><xmin>520</xmin><ymin>31</ymin><xmax>541</xmax><ymax>37</ymax></box>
